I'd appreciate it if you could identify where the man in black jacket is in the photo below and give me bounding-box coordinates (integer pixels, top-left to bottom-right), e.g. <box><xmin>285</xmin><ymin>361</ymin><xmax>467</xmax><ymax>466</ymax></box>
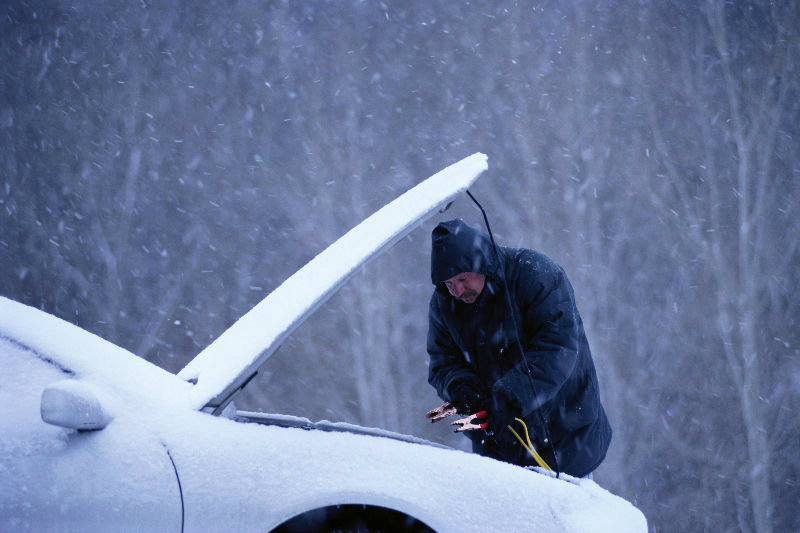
<box><xmin>427</xmin><ymin>219</ymin><xmax>611</xmax><ymax>478</ymax></box>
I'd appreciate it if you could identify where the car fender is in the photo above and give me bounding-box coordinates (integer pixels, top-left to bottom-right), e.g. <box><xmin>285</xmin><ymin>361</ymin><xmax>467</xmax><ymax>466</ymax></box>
<box><xmin>159</xmin><ymin>412</ymin><xmax>644</xmax><ymax>533</ymax></box>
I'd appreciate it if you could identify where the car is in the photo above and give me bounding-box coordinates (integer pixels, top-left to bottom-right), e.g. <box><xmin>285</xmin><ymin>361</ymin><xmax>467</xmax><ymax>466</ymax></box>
<box><xmin>0</xmin><ymin>154</ymin><xmax>647</xmax><ymax>532</ymax></box>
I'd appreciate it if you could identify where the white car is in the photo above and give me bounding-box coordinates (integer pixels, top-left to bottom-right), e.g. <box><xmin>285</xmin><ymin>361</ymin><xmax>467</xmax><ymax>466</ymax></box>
<box><xmin>0</xmin><ymin>154</ymin><xmax>647</xmax><ymax>533</ymax></box>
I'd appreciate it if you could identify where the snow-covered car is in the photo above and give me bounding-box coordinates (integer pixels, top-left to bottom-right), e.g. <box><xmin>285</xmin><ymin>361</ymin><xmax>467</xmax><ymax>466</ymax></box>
<box><xmin>0</xmin><ymin>154</ymin><xmax>647</xmax><ymax>532</ymax></box>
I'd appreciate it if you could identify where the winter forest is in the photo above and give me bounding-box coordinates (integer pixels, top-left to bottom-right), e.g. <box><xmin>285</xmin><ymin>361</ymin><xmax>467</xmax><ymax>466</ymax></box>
<box><xmin>1</xmin><ymin>1</ymin><xmax>798</xmax><ymax>531</ymax></box>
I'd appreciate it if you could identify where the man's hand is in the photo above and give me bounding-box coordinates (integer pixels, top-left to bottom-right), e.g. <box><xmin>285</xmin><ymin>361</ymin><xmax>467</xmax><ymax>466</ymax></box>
<box><xmin>449</xmin><ymin>382</ymin><xmax>483</xmax><ymax>415</ymax></box>
<box><xmin>485</xmin><ymin>389</ymin><xmax>516</xmax><ymax>436</ymax></box>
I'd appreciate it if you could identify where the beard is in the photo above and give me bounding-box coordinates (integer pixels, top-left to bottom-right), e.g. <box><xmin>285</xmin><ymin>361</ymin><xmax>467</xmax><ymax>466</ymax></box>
<box><xmin>459</xmin><ymin>291</ymin><xmax>478</xmax><ymax>304</ymax></box>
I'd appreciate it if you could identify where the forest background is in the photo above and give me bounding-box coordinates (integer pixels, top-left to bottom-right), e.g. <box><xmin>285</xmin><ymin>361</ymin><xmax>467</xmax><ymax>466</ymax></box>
<box><xmin>2</xmin><ymin>1</ymin><xmax>798</xmax><ymax>531</ymax></box>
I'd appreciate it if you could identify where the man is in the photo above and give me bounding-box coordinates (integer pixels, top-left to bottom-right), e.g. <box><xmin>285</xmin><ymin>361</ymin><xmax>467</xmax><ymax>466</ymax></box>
<box><xmin>426</xmin><ymin>219</ymin><xmax>611</xmax><ymax>478</ymax></box>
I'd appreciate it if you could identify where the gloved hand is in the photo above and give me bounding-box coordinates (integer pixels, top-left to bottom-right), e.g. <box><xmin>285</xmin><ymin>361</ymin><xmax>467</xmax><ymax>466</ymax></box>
<box><xmin>448</xmin><ymin>382</ymin><xmax>483</xmax><ymax>415</ymax></box>
<box><xmin>485</xmin><ymin>389</ymin><xmax>516</xmax><ymax>436</ymax></box>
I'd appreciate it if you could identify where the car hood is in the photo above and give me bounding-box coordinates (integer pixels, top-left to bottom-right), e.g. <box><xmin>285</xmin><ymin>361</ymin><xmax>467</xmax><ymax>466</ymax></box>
<box><xmin>178</xmin><ymin>153</ymin><xmax>488</xmax><ymax>413</ymax></box>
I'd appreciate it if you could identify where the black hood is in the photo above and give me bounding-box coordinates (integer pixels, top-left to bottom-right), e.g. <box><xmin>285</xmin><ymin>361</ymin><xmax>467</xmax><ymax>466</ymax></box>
<box><xmin>430</xmin><ymin>219</ymin><xmax>497</xmax><ymax>285</ymax></box>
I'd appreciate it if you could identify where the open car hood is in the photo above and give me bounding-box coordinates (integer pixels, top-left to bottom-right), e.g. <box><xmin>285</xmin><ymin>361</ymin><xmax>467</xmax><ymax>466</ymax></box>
<box><xmin>179</xmin><ymin>153</ymin><xmax>488</xmax><ymax>413</ymax></box>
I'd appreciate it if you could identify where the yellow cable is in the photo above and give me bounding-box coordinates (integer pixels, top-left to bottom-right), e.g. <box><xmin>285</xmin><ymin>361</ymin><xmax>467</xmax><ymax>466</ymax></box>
<box><xmin>507</xmin><ymin>417</ymin><xmax>552</xmax><ymax>471</ymax></box>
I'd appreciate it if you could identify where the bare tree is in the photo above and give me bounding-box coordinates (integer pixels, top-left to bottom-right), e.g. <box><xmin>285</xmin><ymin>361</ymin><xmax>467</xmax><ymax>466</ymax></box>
<box><xmin>637</xmin><ymin>2</ymin><xmax>799</xmax><ymax>530</ymax></box>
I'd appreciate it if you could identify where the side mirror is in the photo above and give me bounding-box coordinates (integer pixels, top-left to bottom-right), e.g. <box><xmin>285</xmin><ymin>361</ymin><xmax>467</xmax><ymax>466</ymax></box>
<box><xmin>41</xmin><ymin>380</ymin><xmax>113</xmax><ymax>430</ymax></box>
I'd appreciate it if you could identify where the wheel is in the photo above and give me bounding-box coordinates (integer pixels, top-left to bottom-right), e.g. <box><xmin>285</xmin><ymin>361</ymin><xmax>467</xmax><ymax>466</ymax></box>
<box><xmin>271</xmin><ymin>504</ymin><xmax>435</xmax><ymax>533</ymax></box>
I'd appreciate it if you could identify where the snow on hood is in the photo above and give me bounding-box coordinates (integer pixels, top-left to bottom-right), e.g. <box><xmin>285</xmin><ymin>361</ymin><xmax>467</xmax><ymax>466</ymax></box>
<box><xmin>164</xmin><ymin>413</ymin><xmax>648</xmax><ymax>533</ymax></box>
<box><xmin>0</xmin><ymin>294</ymin><xmax>648</xmax><ymax>533</ymax></box>
<box><xmin>178</xmin><ymin>153</ymin><xmax>489</xmax><ymax>412</ymax></box>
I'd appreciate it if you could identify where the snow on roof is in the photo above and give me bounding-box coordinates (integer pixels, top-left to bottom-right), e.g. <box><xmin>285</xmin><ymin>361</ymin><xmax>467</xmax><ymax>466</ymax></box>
<box><xmin>0</xmin><ymin>296</ymin><xmax>192</xmax><ymax>411</ymax></box>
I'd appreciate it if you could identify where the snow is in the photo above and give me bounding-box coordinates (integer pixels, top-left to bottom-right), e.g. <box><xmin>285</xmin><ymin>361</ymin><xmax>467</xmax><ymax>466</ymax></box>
<box><xmin>0</xmin><ymin>296</ymin><xmax>193</xmax><ymax>413</ymax></box>
<box><xmin>40</xmin><ymin>379</ymin><xmax>114</xmax><ymax>430</ymax></box>
<box><xmin>235</xmin><ymin>410</ymin><xmax>452</xmax><ymax>449</ymax></box>
<box><xmin>0</xmin><ymin>339</ymin><xmax>69</xmax><ymax>458</ymax></box>
<box><xmin>162</xmin><ymin>409</ymin><xmax>648</xmax><ymax>533</ymax></box>
<box><xmin>0</xmin><ymin>329</ymin><xmax>184</xmax><ymax>532</ymax></box>
<box><xmin>0</xmin><ymin>279</ymin><xmax>647</xmax><ymax>533</ymax></box>
<box><xmin>178</xmin><ymin>152</ymin><xmax>489</xmax><ymax>411</ymax></box>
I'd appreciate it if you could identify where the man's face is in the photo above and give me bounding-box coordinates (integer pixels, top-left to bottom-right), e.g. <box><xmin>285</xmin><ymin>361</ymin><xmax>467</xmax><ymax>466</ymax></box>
<box><xmin>443</xmin><ymin>272</ymin><xmax>486</xmax><ymax>304</ymax></box>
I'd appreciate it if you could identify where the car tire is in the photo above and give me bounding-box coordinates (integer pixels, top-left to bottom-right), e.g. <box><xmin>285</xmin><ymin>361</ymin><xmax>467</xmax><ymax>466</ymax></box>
<box><xmin>271</xmin><ymin>504</ymin><xmax>435</xmax><ymax>533</ymax></box>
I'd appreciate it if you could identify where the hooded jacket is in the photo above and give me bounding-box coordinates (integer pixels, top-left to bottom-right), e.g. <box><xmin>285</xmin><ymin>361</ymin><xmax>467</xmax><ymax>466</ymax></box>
<box><xmin>427</xmin><ymin>219</ymin><xmax>611</xmax><ymax>477</ymax></box>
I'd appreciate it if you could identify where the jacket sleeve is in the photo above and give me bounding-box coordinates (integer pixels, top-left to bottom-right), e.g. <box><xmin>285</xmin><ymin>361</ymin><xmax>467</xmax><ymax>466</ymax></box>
<box><xmin>492</xmin><ymin>260</ymin><xmax>581</xmax><ymax>418</ymax></box>
<box><xmin>426</xmin><ymin>294</ymin><xmax>480</xmax><ymax>401</ymax></box>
